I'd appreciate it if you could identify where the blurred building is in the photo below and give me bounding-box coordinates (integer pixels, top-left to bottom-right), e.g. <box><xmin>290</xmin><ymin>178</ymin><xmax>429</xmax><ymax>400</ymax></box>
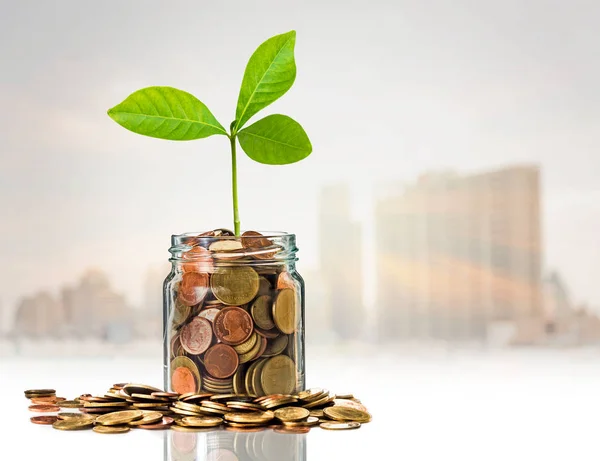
<box><xmin>13</xmin><ymin>269</ymin><xmax>133</xmax><ymax>342</ymax></box>
<box><xmin>318</xmin><ymin>184</ymin><xmax>364</xmax><ymax>341</ymax></box>
<box><xmin>13</xmin><ymin>291</ymin><xmax>65</xmax><ymax>338</ymax></box>
<box><xmin>375</xmin><ymin>166</ymin><xmax>543</xmax><ymax>343</ymax></box>
<box><xmin>134</xmin><ymin>266</ymin><xmax>167</xmax><ymax>340</ymax></box>
<box><xmin>302</xmin><ymin>268</ymin><xmax>335</xmax><ymax>344</ymax></box>
<box><xmin>61</xmin><ymin>269</ymin><xmax>133</xmax><ymax>342</ymax></box>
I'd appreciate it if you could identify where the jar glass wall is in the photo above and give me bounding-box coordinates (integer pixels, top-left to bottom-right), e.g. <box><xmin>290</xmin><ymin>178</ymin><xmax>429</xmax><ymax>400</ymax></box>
<box><xmin>163</xmin><ymin>231</ymin><xmax>305</xmax><ymax>396</ymax></box>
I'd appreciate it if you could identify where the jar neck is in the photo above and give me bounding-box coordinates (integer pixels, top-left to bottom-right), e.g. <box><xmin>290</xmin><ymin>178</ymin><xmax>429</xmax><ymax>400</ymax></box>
<box><xmin>168</xmin><ymin>231</ymin><xmax>299</xmax><ymax>269</ymax></box>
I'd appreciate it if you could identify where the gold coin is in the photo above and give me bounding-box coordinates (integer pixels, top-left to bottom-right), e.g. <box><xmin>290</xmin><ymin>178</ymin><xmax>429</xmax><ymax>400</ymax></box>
<box><xmin>57</xmin><ymin>413</ymin><xmax>96</xmax><ymax>422</ymax></box>
<box><xmin>262</xmin><ymin>397</ymin><xmax>299</xmax><ymax>409</ymax></box>
<box><xmin>260</xmin><ymin>355</ymin><xmax>296</xmax><ymax>395</ymax></box>
<box><xmin>173</xmin><ymin>401</ymin><xmax>205</xmax><ymax>413</ymax></box>
<box><xmin>93</xmin><ymin>425</ymin><xmax>130</xmax><ymax>434</ymax></box>
<box><xmin>261</xmin><ymin>334</ymin><xmax>289</xmax><ymax>357</ymax></box>
<box><xmin>122</xmin><ymin>384</ymin><xmax>162</xmax><ymax>396</ymax></box>
<box><xmin>52</xmin><ymin>419</ymin><xmax>94</xmax><ymax>431</ymax></box>
<box><xmin>272</xmin><ymin>289</ymin><xmax>296</xmax><ymax>334</ymax></box>
<box><xmin>58</xmin><ymin>400</ymin><xmax>83</xmax><ymax>408</ymax></box>
<box><xmin>95</xmin><ymin>410</ymin><xmax>144</xmax><ymax>426</ymax></box>
<box><xmin>303</xmin><ymin>394</ymin><xmax>334</xmax><ymax>409</ymax></box>
<box><xmin>250</xmin><ymin>295</ymin><xmax>275</xmax><ymax>330</ymax></box>
<box><xmin>319</xmin><ymin>421</ymin><xmax>361</xmax><ymax>431</ymax></box>
<box><xmin>210</xmin><ymin>267</ymin><xmax>259</xmax><ymax>306</ymax></box>
<box><xmin>128</xmin><ymin>411</ymin><xmax>164</xmax><ymax>426</ymax></box>
<box><xmin>172</xmin><ymin>299</ymin><xmax>191</xmax><ymax>328</ymax></box>
<box><xmin>298</xmin><ymin>388</ymin><xmax>326</xmax><ymax>402</ymax></box>
<box><xmin>251</xmin><ymin>358</ymin><xmax>269</xmax><ymax>396</ymax></box>
<box><xmin>238</xmin><ymin>335</ymin><xmax>262</xmax><ymax>364</ymax></box>
<box><xmin>179</xmin><ymin>416</ymin><xmax>223</xmax><ymax>427</ymax></box>
<box><xmin>232</xmin><ymin>365</ymin><xmax>246</xmax><ymax>395</ymax></box>
<box><xmin>274</xmin><ymin>406</ymin><xmax>310</xmax><ymax>422</ymax></box>
<box><xmin>244</xmin><ymin>361</ymin><xmax>260</xmax><ymax>396</ymax></box>
<box><xmin>283</xmin><ymin>416</ymin><xmax>320</xmax><ymax>427</ymax></box>
<box><xmin>84</xmin><ymin>401</ymin><xmax>129</xmax><ymax>408</ymax></box>
<box><xmin>170</xmin><ymin>407</ymin><xmax>204</xmax><ymax>417</ymax></box>
<box><xmin>224</xmin><ymin>411</ymin><xmax>274</xmax><ymax>424</ymax></box>
<box><xmin>234</xmin><ymin>332</ymin><xmax>258</xmax><ymax>355</ymax></box>
<box><xmin>323</xmin><ymin>406</ymin><xmax>371</xmax><ymax>423</ymax></box>
<box><xmin>309</xmin><ymin>409</ymin><xmax>324</xmax><ymax>418</ymax></box>
<box><xmin>335</xmin><ymin>393</ymin><xmax>354</xmax><ymax>400</ymax></box>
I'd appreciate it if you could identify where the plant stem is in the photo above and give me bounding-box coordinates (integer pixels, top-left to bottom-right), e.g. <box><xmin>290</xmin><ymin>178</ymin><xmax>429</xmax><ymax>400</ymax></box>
<box><xmin>230</xmin><ymin>135</ymin><xmax>241</xmax><ymax>236</ymax></box>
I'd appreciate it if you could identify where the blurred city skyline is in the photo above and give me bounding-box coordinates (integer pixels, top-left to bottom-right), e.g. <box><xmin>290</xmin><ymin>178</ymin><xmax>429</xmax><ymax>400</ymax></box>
<box><xmin>2</xmin><ymin>1</ymin><xmax>600</xmax><ymax>345</ymax></box>
<box><xmin>5</xmin><ymin>164</ymin><xmax>600</xmax><ymax>349</ymax></box>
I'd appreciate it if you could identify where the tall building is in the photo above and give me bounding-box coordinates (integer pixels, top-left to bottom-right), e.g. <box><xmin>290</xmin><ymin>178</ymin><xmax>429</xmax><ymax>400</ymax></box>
<box><xmin>61</xmin><ymin>269</ymin><xmax>132</xmax><ymax>342</ymax></box>
<box><xmin>13</xmin><ymin>291</ymin><xmax>65</xmax><ymax>338</ymax></box>
<box><xmin>318</xmin><ymin>184</ymin><xmax>364</xmax><ymax>341</ymax></box>
<box><xmin>375</xmin><ymin>166</ymin><xmax>542</xmax><ymax>343</ymax></box>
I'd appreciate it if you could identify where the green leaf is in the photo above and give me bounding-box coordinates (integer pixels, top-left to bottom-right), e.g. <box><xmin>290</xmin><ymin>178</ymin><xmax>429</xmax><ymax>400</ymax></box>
<box><xmin>234</xmin><ymin>31</ymin><xmax>297</xmax><ymax>132</ymax></box>
<box><xmin>237</xmin><ymin>114</ymin><xmax>312</xmax><ymax>165</ymax></box>
<box><xmin>107</xmin><ymin>86</ymin><xmax>227</xmax><ymax>140</ymax></box>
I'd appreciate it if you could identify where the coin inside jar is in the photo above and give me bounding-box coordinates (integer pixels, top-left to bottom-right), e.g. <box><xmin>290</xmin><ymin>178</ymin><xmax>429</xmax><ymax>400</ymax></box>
<box><xmin>210</xmin><ymin>267</ymin><xmax>259</xmax><ymax>306</ymax></box>
<box><xmin>204</xmin><ymin>344</ymin><xmax>239</xmax><ymax>379</ymax></box>
<box><xmin>272</xmin><ymin>288</ymin><xmax>297</xmax><ymax>334</ymax></box>
<box><xmin>178</xmin><ymin>272</ymin><xmax>209</xmax><ymax>307</ymax></box>
<box><xmin>213</xmin><ymin>307</ymin><xmax>254</xmax><ymax>346</ymax></box>
<box><xmin>180</xmin><ymin>316</ymin><xmax>213</xmax><ymax>355</ymax></box>
<box><xmin>250</xmin><ymin>295</ymin><xmax>275</xmax><ymax>330</ymax></box>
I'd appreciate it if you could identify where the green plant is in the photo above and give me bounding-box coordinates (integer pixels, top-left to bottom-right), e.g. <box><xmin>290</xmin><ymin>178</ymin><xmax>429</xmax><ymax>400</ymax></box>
<box><xmin>107</xmin><ymin>30</ymin><xmax>312</xmax><ymax>236</ymax></box>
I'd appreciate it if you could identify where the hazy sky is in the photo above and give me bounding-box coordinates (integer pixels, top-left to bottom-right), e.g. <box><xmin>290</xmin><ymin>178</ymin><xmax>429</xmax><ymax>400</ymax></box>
<box><xmin>2</xmin><ymin>0</ymin><xmax>600</xmax><ymax>327</ymax></box>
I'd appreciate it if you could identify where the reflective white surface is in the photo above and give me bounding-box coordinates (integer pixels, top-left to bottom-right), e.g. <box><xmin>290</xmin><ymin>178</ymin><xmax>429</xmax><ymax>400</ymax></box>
<box><xmin>2</xmin><ymin>347</ymin><xmax>600</xmax><ymax>460</ymax></box>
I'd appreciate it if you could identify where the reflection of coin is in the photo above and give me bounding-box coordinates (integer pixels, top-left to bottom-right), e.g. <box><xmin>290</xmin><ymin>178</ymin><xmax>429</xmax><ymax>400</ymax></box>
<box><xmin>261</xmin><ymin>355</ymin><xmax>296</xmax><ymax>395</ymax></box>
<box><xmin>272</xmin><ymin>289</ymin><xmax>296</xmax><ymax>334</ymax></box>
<box><xmin>320</xmin><ymin>421</ymin><xmax>361</xmax><ymax>431</ymax></box>
<box><xmin>171</xmin><ymin>356</ymin><xmax>201</xmax><ymax>394</ymax></box>
<box><xmin>171</xmin><ymin>429</ymin><xmax>198</xmax><ymax>454</ymax></box>
<box><xmin>213</xmin><ymin>306</ymin><xmax>253</xmax><ymax>346</ymax></box>
<box><xmin>204</xmin><ymin>344</ymin><xmax>239</xmax><ymax>379</ymax></box>
<box><xmin>211</xmin><ymin>267</ymin><xmax>259</xmax><ymax>306</ymax></box>
<box><xmin>250</xmin><ymin>295</ymin><xmax>275</xmax><ymax>330</ymax></box>
<box><xmin>206</xmin><ymin>448</ymin><xmax>239</xmax><ymax>461</ymax></box>
<box><xmin>180</xmin><ymin>317</ymin><xmax>213</xmax><ymax>355</ymax></box>
<box><xmin>178</xmin><ymin>272</ymin><xmax>209</xmax><ymax>307</ymax></box>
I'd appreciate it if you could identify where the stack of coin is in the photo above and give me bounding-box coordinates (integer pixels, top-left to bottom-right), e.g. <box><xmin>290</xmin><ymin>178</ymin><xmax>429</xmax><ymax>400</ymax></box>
<box><xmin>168</xmin><ymin>230</ymin><xmax>302</xmax><ymax>397</ymax></box>
<box><xmin>25</xmin><ymin>384</ymin><xmax>371</xmax><ymax>433</ymax></box>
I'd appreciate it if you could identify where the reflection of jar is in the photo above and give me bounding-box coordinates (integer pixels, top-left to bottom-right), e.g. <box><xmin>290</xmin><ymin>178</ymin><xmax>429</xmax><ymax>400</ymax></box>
<box><xmin>163</xmin><ymin>231</ymin><xmax>305</xmax><ymax>396</ymax></box>
<box><xmin>166</xmin><ymin>429</ymin><xmax>307</xmax><ymax>461</ymax></box>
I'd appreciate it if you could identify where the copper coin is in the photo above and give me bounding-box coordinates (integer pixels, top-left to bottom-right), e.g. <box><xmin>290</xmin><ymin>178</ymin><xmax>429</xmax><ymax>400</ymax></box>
<box><xmin>180</xmin><ymin>317</ymin><xmax>213</xmax><ymax>355</ymax></box>
<box><xmin>30</xmin><ymin>397</ymin><xmax>63</xmax><ymax>404</ymax></box>
<box><xmin>138</xmin><ymin>416</ymin><xmax>174</xmax><ymax>430</ymax></box>
<box><xmin>172</xmin><ymin>367</ymin><xmax>197</xmax><ymax>395</ymax></box>
<box><xmin>241</xmin><ymin>231</ymin><xmax>277</xmax><ymax>260</ymax></box>
<box><xmin>198</xmin><ymin>308</ymin><xmax>222</xmax><ymax>324</ymax></box>
<box><xmin>213</xmin><ymin>307</ymin><xmax>253</xmax><ymax>346</ymax></box>
<box><xmin>178</xmin><ymin>272</ymin><xmax>209</xmax><ymax>307</ymax></box>
<box><xmin>28</xmin><ymin>404</ymin><xmax>60</xmax><ymax>412</ymax></box>
<box><xmin>182</xmin><ymin>246</ymin><xmax>214</xmax><ymax>273</ymax></box>
<box><xmin>152</xmin><ymin>392</ymin><xmax>179</xmax><ymax>399</ymax></box>
<box><xmin>204</xmin><ymin>344</ymin><xmax>239</xmax><ymax>379</ymax></box>
<box><xmin>30</xmin><ymin>416</ymin><xmax>58</xmax><ymax>425</ymax></box>
<box><xmin>276</xmin><ymin>272</ymin><xmax>295</xmax><ymax>290</ymax></box>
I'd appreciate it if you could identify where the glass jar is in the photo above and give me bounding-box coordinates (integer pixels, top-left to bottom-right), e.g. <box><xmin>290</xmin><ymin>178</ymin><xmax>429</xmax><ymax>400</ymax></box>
<box><xmin>163</xmin><ymin>230</ymin><xmax>305</xmax><ymax>396</ymax></box>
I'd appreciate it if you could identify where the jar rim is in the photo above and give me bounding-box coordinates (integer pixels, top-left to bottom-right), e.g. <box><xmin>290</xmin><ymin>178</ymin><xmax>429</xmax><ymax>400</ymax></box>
<box><xmin>172</xmin><ymin>230</ymin><xmax>295</xmax><ymax>240</ymax></box>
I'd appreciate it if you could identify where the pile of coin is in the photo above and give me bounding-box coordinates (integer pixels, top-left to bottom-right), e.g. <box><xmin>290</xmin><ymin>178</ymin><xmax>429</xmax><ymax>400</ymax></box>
<box><xmin>168</xmin><ymin>229</ymin><xmax>303</xmax><ymax>397</ymax></box>
<box><xmin>25</xmin><ymin>384</ymin><xmax>371</xmax><ymax>433</ymax></box>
